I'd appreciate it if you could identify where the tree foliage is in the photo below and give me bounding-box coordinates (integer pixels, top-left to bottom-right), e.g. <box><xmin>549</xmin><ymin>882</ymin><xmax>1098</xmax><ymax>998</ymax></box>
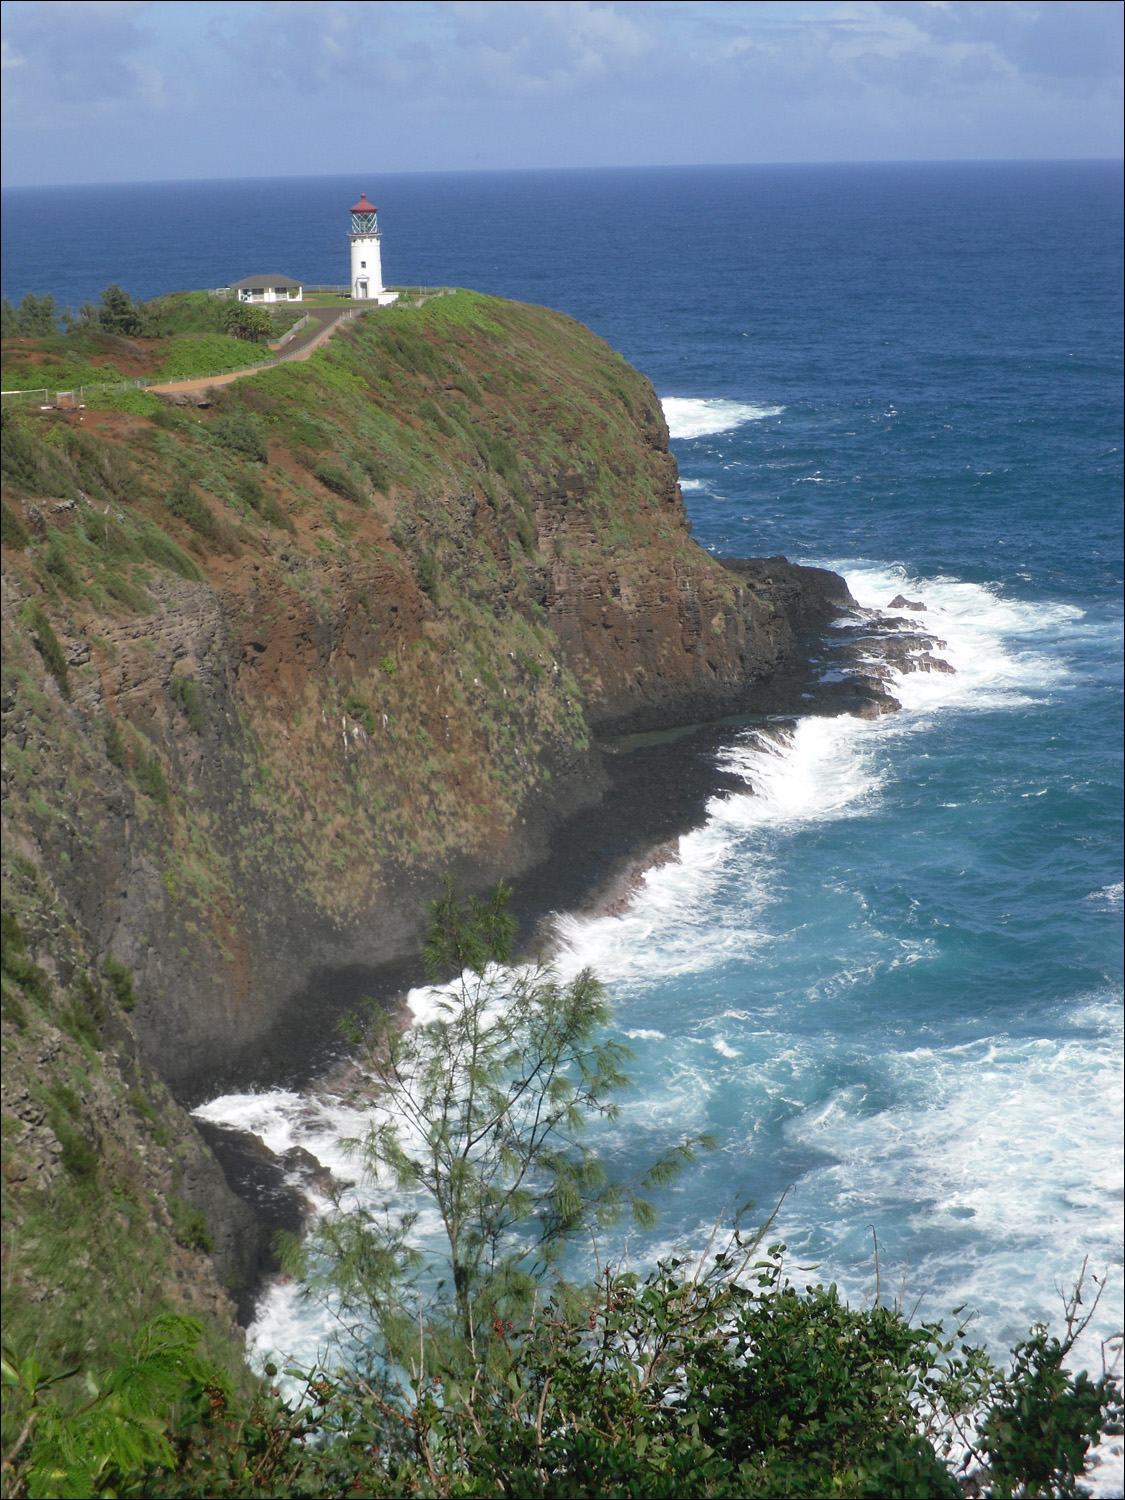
<box><xmin>219</xmin><ymin>303</ymin><xmax>274</xmax><ymax>343</ymax></box>
<box><xmin>1</xmin><ymin>1316</ymin><xmax>227</xmax><ymax>1499</ymax></box>
<box><xmin>96</xmin><ymin>285</ymin><xmax>147</xmax><ymax>337</ymax></box>
<box><xmin>3</xmin><ymin>886</ymin><xmax>1120</xmax><ymax>1496</ymax></box>
<box><xmin>0</xmin><ymin>295</ymin><xmax>61</xmax><ymax>338</ymax></box>
<box><xmin>3</xmin><ymin>1251</ymin><xmax>1119</xmax><ymax>1498</ymax></box>
<box><xmin>296</xmin><ymin>883</ymin><xmax>709</xmax><ymax>1361</ymax></box>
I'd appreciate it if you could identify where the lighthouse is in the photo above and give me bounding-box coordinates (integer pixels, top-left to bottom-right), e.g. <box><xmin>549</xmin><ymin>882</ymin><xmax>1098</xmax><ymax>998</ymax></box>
<box><xmin>349</xmin><ymin>193</ymin><xmax>397</xmax><ymax>305</ymax></box>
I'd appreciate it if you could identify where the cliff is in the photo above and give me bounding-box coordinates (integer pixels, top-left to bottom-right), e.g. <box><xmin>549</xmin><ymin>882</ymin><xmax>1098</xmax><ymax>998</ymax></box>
<box><xmin>1</xmin><ymin>292</ymin><xmax>863</xmax><ymax>1354</ymax></box>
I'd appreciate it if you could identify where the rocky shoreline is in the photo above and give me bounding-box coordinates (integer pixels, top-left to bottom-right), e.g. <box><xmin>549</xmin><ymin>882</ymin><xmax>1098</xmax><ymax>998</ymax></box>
<box><xmin>1</xmin><ymin>293</ymin><xmax>954</xmax><ymax>1351</ymax></box>
<box><xmin>195</xmin><ymin>578</ymin><xmax>953</xmax><ymax>1324</ymax></box>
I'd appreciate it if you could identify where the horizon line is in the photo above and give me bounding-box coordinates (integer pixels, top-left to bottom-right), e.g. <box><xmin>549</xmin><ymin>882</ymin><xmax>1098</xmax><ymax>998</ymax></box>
<box><xmin>3</xmin><ymin>156</ymin><xmax>1122</xmax><ymax>195</ymax></box>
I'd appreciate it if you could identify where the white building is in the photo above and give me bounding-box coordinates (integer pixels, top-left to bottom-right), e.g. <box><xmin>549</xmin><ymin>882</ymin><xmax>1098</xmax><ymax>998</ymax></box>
<box><xmin>228</xmin><ymin>275</ymin><xmax>304</xmax><ymax>304</ymax></box>
<box><xmin>349</xmin><ymin>194</ymin><xmax>398</xmax><ymax>305</ymax></box>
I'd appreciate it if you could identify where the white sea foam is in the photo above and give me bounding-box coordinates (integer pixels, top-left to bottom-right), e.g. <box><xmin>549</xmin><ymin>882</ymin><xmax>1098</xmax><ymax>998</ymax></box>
<box><xmin>661</xmin><ymin>397</ymin><xmax>783</xmax><ymax>441</ymax></box>
<box><xmin>712</xmin><ymin>1036</ymin><xmax>742</xmax><ymax>1059</ymax></box>
<box><xmin>828</xmin><ymin>561</ymin><xmax>1083</xmax><ymax>713</ymax></box>
<box><xmin>196</xmin><ymin>548</ymin><xmax>1119</xmax><ymax>1492</ymax></box>
<box><xmin>554</xmin><ymin>558</ymin><xmax>1094</xmax><ymax>1011</ymax></box>
<box><xmin>569</xmin><ymin>560</ymin><xmax>1082</xmax><ymax>993</ymax></box>
<box><xmin>679</xmin><ymin>478</ymin><xmax>706</xmax><ymax>492</ymax></box>
<box><xmin>715</xmin><ymin>718</ymin><xmax>880</xmax><ymax>826</ymax></box>
<box><xmin>555</xmin><ymin>715</ymin><xmax>879</xmax><ymax>992</ymax></box>
<box><xmin>1087</xmin><ymin>882</ymin><xmax>1124</xmax><ymax>911</ymax></box>
<box><xmin>195</xmin><ymin>1081</ymin><xmax>452</xmax><ymax>1373</ymax></box>
<box><xmin>545</xmin><ymin>555</ymin><xmax>1121</xmax><ymax>1496</ymax></box>
<box><xmin>193</xmin><ymin>1088</ymin><xmax>369</xmax><ymax>1187</ymax></box>
<box><xmin>778</xmin><ymin>994</ymin><xmax>1124</xmax><ymax>1496</ymax></box>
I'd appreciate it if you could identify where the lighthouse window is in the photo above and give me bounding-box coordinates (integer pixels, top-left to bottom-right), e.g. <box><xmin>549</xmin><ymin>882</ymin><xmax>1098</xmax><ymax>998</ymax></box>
<box><xmin>360</xmin><ymin>261</ymin><xmax>366</xmax><ymax>268</ymax></box>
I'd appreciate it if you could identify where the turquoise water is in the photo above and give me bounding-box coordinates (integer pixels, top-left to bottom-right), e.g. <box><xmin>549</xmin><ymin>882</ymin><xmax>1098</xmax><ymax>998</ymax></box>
<box><xmin>7</xmin><ymin>161</ymin><xmax>1120</xmax><ymax>1482</ymax></box>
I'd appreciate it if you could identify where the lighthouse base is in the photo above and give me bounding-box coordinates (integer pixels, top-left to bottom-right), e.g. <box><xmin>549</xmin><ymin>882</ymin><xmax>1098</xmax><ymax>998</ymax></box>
<box><xmin>352</xmin><ymin>286</ymin><xmax>399</xmax><ymax>305</ymax></box>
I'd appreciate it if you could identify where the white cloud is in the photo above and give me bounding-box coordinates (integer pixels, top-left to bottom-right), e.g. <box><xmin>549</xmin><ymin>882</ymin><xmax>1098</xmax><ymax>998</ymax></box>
<box><xmin>0</xmin><ymin>0</ymin><xmax>165</xmax><ymax>121</ymax></box>
<box><xmin>0</xmin><ymin>0</ymin><xmax>1120</xmax><ymax>184</ymax></box>
<box><xmin>444</xmin><ymin>0</ymin><xmax>655</xmax><ymax>95</ymax></box>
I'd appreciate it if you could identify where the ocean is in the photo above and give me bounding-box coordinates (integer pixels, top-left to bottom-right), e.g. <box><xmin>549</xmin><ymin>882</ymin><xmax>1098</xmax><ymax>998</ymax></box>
<box><xmin>5</xmin><ymin>161</ymin><xmax>1122</xmax><ymax>1488</ymax></box>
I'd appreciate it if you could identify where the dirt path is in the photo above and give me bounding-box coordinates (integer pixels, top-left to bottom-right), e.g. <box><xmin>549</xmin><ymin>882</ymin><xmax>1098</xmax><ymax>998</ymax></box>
<box><xmin>147</xmin><ymin>307</ymin><xmax>361</xmax><ymax>396</ymax></box>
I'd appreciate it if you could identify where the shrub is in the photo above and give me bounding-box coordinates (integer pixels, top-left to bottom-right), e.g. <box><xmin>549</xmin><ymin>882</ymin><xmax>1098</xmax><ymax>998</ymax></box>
<box><xmin>232</xmin><ymin>472</ymin><xmax>264</xmax><ymax>509</ymax></box>
<box><xmin>212</xmin><ymin>407</ymin><xmax>268</xmax><ymax>462</ymax></box>
<box><xmin>1</xmin><ymin>913</ymin><xmax>53</xmax><ymax>1008</ymax></box>
<box><xmin>165</xmin><ymin>477</ymin><xmax>218</xmax><ymax>542</ymax></box>
<box><xmin>103</xmin><ymin>717</ymin><xmax>128</xmax><ymax>768</ymax></box>
<box><xmin>85</xmin><ymin>388</ymin><xmax>163</xmax><ymax>418</ymax></box>
<box><xmin>416</xmin><ymin>547</ymin><xmax>439</xmax><ymax>601</ymax></box>
<box><xmin>103</xmin><ymin>956</ymin><xmax>137</xmax><ymax>1012</ymax></box>
<box><xmin>58</xmin><ymin>1124</ymin><xmax>99</xmax><ymax>1182</ymax></box>
<box><xmin>23</xmin><ymin>604</ymin><xmax>70</xmax><ymax>697</ymax></box>
<box><xmin>132</xmin><ymin>749</ymin><xmax>169</xmax><ymax>806</ymax></box>
<box><xmin>90</xmin><ymin>512</ymin><xmax>138</xmax><ymax>564</ymax></box>
<box><xmin>153</xmin><ymin>333</ymin><xmax>251</xmax><ymax>380</ymax></box>
<box><xmin>343</xmin><ymin>691</ymin><xmax>376</xmax><ymax>734</ymax></box>
<box><xmin>231</xmin><ymin>473</ymin><xmax>294</xmax><ymax>531</ymax></box>
<box><xmin>0</xmin><ymin>910</ymin><xmax>27</xmax><ymax>958</ymax></box>
<box><xmin>219</xmin><ymin>302</ymin><xmax>272</xmax><ymax>342</ymax></box>
<box><xmin>315</xmin><ymin>461</ymin><xmax>365</xmax><ymax>505</ymax></box>
<box><xmin>43</xmin><ymin>531</ymin><xmax>82</xmax><ymax>597</ymax></box>
<box><xmin>515</xmin><ymin>508</ymin><xmax>536</xmax><ymax>555</ymax></box>
<box><xmin>169</xmin><ymin>674</ymin><xmax>206</xmax><ymax>733</ymax></box>
<box><xmin>60</xmin><ymin>429</ymin><xmax>141</xmax><ymax>504</ymax></box>
<box><xmin>168</xmin><ymin>1197</ymin><xmax>213</xmax><ymax>1252</ymax></box>
<box><xmin>137</xmin><ymin>525</ymin><xmax>204</xmax><ymax>581</ymax></box>
<box><xmin>0</xmin><ymin>416</ymin><xmax>46</xmax><ymax>493</ymax></box>
<box><xmin>1</xmin><ymin>499</ymin><xmax>30</xmax><ymax>549</ymax></box>
<box><xmin>419</xmin><ymin>397</ymin><xmax>455</xmax><ymax>438</ymax></box>
<box><xmin>360</xmin><ymin>453</ymin><xmax>389</xmax><ymax>492</ymax></box>
<box><xmin>102</xmin><ymin>571</ymin><xmax>151</xmax><ymax>613</ymax></box>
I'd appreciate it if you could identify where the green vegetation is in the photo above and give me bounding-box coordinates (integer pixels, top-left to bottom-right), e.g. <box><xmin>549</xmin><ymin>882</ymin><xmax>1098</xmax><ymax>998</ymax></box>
<box><xmin>4</xmin><ymin>1260</ymin><xmax>1119</xmax><ymax>1498</ymax></box>
<box><xmin>1</xmin><ymin>886</ymin><xmax>1119</xmax><ymax>1496</ymax></box>
<box><xmin>1</xmin><ymin>499</ymin><xmax>30</xmax><ymax>549</ymax></box>
<box><xmin>168</xmin><ymin>675</ymin><xmax>206</xmax><ymax>734</ymax></box>
<box><xmin>13</xmin><ymin>283</ymin><xmax>1093</xmax><ymax>1496</ymax></box>
<box><xmin>294</xmin><ymin>885</ymin><xmax>709</xmax><ymax>1360</ymax></box>
<box><xmin>21</xmin><ymin>605</ymin><xmax>69</xmax><ymax>697</ymax></box>
<box><xmin>211</xmin><ymin>406</ymin><xmax>269</xmax><ymax>463</ymax></box>
<box><xmin>164</xmin><ymin>476</ymin><xmax>219</xmax><ymax>542</ymax></box>
<box><xmin>2</xmin><ymin>285</ymin><xmax>304</xmax><ymax>395</ymax></box>
<box><xmin>220</xmin><ymin>303</ymin><xmax>274</xmax><ymax>343</ymax></box>
<box><xmin>102</xmin><ymin>956</ymin><xmax>138</xmax><ymax>1013</ymax></box>
<box><xmin>132</xmin><ymin>746</ymin><xmax>169</xmax><ymax>806</ymax></box>
<box><xmin>1</xmin><ymin>1315</ymin><xmax>229</xmax><ymax>1499</ymax></box>
<box><xmin>1</xmin><ymin>294</ymin><xmax>64</xmax><ymax>338</ymax></box>
<box><xmin>314</xmin><ymin>460</ymin><xmax>365</xmax><ymax>505</ymax></box>
<box><xmin>342</xmin><ymin>691</ymin><xmax>376</xmax><ymax>734</ymax></box>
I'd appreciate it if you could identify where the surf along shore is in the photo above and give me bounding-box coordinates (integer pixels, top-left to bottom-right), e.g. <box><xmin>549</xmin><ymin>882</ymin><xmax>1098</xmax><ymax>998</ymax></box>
<box><xmin>194</xmin><ymin>579</ymin><xmax>952</xmax><ymax>1324</ymax></box>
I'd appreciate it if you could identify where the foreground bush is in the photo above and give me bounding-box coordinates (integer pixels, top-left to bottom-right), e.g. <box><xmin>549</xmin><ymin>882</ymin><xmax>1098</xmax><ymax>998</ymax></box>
<box><xmin>3</xmin><ymin>1248</ymin><xmax>1120</xmax><ymax>1498</ymax></box>
<box><xmin>3</xmin><ymin>886</ymin><xmax>1119</xmax><ymax>1496</ymax></box>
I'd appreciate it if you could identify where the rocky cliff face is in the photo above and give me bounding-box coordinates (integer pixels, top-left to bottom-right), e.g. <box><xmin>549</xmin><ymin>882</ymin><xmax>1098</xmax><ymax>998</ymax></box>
<box><xmin>2</xmin><ymin>292</ymin><xmax>859</xmax><ymax>1346</ymax></box>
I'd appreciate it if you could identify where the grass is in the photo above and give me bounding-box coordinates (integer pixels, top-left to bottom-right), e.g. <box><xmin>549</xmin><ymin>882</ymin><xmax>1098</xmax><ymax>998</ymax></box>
<box><xmin>1</xmin><ymin>288</ymin><xmax>723</xmax><ymax>1397</ymax></box>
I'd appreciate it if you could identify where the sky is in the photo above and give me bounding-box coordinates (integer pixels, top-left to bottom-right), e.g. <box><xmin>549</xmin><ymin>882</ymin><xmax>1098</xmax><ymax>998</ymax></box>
<box><xmin>1</xmin><ymin>0</ymin><xmax>1121</xmax><ymax>188</ymax></box>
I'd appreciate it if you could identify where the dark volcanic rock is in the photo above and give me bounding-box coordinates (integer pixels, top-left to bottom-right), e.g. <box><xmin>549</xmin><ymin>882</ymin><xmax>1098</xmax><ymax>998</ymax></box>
<box><xmin>3</xmin><ymin>293</ymin><xmax>950</xmax><ymax>1331</ymax></box>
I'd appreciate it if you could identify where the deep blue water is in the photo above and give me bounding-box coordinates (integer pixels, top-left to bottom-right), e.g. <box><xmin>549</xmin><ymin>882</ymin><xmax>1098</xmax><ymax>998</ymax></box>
<box><xmin>6</xmin><ymin>162</ymin><xmax>1122</xmax><ymax>1483</ymax></box>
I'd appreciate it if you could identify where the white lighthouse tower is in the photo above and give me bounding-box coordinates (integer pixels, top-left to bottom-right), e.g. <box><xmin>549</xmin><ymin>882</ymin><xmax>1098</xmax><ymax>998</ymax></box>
<box><xmin>349</xmin><ymin>193</ymin><xmax>397</xmax><ymax>305</ymax></box>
